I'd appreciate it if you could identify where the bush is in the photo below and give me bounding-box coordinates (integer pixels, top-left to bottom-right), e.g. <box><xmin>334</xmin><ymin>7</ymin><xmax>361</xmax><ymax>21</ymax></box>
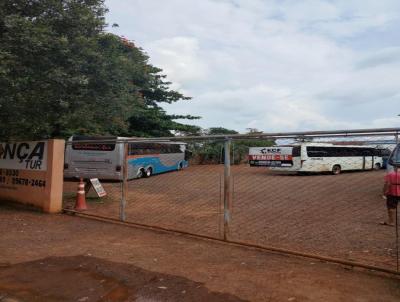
<box><xmin>189</xmin><ymin>139</ymin><xmax>274</xmax><ymax>165</ymax></box>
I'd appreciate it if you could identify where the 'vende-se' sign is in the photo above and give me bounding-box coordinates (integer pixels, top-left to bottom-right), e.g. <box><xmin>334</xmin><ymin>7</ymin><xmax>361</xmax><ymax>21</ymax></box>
<box><xmin>0</xmin><ymin>141</ymin><xmax>47</xmax><ymax>171</ymax></box>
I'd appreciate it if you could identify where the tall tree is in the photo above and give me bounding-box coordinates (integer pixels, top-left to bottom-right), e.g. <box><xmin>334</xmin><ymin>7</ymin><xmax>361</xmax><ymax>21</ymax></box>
<box><xmin>0</xmin><ymin>0</ymin><xmax>198</xmax><ymax>141</ymax></box>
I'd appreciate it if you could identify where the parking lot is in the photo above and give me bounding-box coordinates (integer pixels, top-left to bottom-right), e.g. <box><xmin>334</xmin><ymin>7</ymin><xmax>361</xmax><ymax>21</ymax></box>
<box><xmin>63</xmin><ymin>164</ymin><xmax>398</xmax><ymax>270</ymax></box>
<box><xmin>4</xmin><ymin>206</ymin><xmax>400</xmax><ymax>302</ymax></box>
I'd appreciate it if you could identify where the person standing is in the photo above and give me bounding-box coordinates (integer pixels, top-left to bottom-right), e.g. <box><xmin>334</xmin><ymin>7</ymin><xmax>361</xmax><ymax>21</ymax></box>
<box><xmin>381</xmin><ymin>167</ymin><xmax>400</xmax><ymax>226</ymax></box>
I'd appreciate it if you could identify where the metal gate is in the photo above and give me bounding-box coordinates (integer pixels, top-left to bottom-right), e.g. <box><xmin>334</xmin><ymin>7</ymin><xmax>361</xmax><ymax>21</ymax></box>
<box><xmin>63</xmin><ymin>127</ymin><xmax>400</xmax><ymax>274</ymax></box>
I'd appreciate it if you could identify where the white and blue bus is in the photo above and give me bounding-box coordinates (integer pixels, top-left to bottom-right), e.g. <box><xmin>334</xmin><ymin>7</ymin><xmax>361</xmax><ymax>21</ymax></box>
<box><xmin>249</xmin><ymin>143</ymin><xmax>383</xmax><ymax>175</ymax></box>
<box><xmin>64</xmin><ymin>136</ymin><xmax>189</xmax><ymax>180</ymax></box>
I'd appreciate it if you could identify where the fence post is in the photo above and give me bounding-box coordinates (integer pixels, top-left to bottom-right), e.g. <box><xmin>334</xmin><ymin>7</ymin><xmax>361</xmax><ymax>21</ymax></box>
<box><xmin>232</xmin><ymin>143</ymin><xmax>235</xmax><ymax>165</ymax></box>
<box><xmin>396</xmin><ymin>206</ymin><xmax>399</xmax><ymax>272</ymax></box>
<box><xmin>120</xmin><ymin>142</ymin><xmax>128</xmax><ymax>221</ymax></box>
<box><xmin>394</xmin><ymin>133</ymin><xmax>399</xmax><ymax>271</ymax></box>
<box><xmin>223</xmin><ymin>138</ymin><xmax>232</xmax><ymax>240</ymax></box>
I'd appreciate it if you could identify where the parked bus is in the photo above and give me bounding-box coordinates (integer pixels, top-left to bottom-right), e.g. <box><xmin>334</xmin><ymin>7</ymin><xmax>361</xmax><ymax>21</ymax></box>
<box><xmin>387</xmin><ymin>143</ymin><xmax>400</xmax><ymax>172</ymax></box>
<box><xmin>248</xmin><ymin>143</ymin><xmax>383</xmax><ymax>174</ymax></box>
<box><xmin>64</xmin><ymin>136</ymin><xmax>189</xmax><ymax>180</ymax></box>
<box><xmin>375</xmin><ymin>147</ymin><xmax>392</xmax><ymax>169</ymax></box>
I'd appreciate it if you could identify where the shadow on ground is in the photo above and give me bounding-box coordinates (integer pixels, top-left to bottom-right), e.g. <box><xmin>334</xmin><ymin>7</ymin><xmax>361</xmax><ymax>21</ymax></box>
<box><xmin>0</xmin><ymin>255</ymin><xmax>247</xmax><ymax>302</ymax></box>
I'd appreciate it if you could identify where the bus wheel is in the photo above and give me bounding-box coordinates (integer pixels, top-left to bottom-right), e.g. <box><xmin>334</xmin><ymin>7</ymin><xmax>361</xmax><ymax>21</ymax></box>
<box><xmin>332</xmin><ymin>165</ymin><xmax>341</xmax><ymax>175</ymax></box>
<box><xmin>144</xmin><ymin>168</ymin><xmax>152</xmax><ymax>178</ymax></box>
<box><xmin>373</xmin><ymin>163</ymin><xmax>381</xmax><ymax>170</ymax></box>
<box><xmin>137</xmin><ymin>169</ymin><xmax>144</xmax><ymax>178</ymax></box>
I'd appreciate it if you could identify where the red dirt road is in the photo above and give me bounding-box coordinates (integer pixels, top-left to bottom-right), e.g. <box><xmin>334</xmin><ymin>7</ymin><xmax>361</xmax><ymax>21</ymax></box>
<box><xmin>0</xmin><ymin>255</ymin><xmax>245</xmax><ymax>302</ymax></box>
<box><xmin>1</xmin><ymin>206</ymin><xmax>400</xmax><ymax>301</ymax></box>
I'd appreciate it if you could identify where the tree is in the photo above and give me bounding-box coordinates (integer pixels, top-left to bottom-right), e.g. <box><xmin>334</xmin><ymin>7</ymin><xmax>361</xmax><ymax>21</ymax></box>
<box><xmin>0</xmin><ymin>0</ymin><xmax>198</xmax><ymax>141</ymax></box>
<box><xmin>207</xmin><ymin>127</ymin><xmax>238</xmax><ymax>135</ymax></box>
<box><xmin>128</xmin><ymin>108</ymin><xmax>201</xmax><ymax>137</ymax></box>
<box><xmin>189</xmin><ymin>127</ymin><xmax>275</xmax><ymax>165</ymax></box>
<box><xmin>189</xmin><ymin>127</ymin><xmax>238</xmax><ymax>164</ymax></box>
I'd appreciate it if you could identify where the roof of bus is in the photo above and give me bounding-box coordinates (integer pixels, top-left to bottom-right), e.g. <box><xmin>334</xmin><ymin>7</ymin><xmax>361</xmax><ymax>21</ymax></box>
<box><xmin>278</xmin><ymin>142</ymin><xmax>378</xmax><ymax>148</ymax></box>
<box><xmin>70</xmin><ymin>135</ymin><xmax>119</xmax><ymax>141</ymax></box>
<box><xmin>69</xmin><ymin>136</ymin><xmax>186</xmax><ymax>144</ymax></box>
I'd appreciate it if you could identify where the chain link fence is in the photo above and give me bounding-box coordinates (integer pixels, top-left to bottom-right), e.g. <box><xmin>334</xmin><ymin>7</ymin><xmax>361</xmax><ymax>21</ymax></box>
<box><xmin>62</xmin><ymin>128</ymin><xmax>400</xmax><ymax>272</ymax></box>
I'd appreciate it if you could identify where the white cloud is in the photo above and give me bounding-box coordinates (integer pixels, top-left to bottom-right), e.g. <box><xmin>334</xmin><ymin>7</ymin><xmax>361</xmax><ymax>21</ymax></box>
<box><xmin>106</xmin><ymin>0</ymin><xmax>400</xmax><ymax>132</ymax></box>
<box><xmin>371</xmin><ymin>116</ymin><xmax>400</xmax><ymax>128</ymax></box>
<box><xmin>356</xmin><ymin>47</ymin><xmax>400</xmax><ymax>69</ymax></box>
<box><xmin>263</xmin><ymin>0</ymin><xmax>399</xmax><ymax>38</ymax></box>
<box><xmin>145</xmin><ymin>37</ymin><xmax>209</xmax><ymax>90</ymax></box>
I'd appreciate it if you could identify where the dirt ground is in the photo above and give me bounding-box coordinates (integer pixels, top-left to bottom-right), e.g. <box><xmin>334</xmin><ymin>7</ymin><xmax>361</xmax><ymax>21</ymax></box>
<box><xmin>0</xmin><ymin>255</ymin><xmax>245</xmax><ymax>302</ymax></box>
<box><xmin>1</xmin><ymin>205</ymin><xmax>400</xmax><ymax>302</ymax></box>
<box><xmin>64</xmin><ymin>165</ymin><xmax>398</xmax><ymax>270</ymax></box>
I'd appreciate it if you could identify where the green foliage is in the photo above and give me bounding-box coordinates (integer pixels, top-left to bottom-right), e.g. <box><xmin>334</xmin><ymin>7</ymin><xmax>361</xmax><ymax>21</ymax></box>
<box><xmin>128</xmin><ymin>108</ymin><xmax>201</xmax><ymax>137</ymax></box>
<box><xmin>0</xmin><ymin>0</ymin><xmax>198</xmax><ymax>141</ymax></box>
<box><xmin>189</xmin><ymin>128</ymin><xmax>275</xmax><ymax>165</ymax></box>
<box><xmin>190</xmin><ymin>141</ymin><xmax>224</xmax><ymax>164</ymax></box>
<box><xmin>207</xmin><ymin>127</ymin><xmax>238</xmax><ymax>135</ymax></box>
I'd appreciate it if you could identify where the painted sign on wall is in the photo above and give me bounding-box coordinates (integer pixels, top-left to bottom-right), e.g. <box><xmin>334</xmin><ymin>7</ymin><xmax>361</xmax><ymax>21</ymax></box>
<box><xmin>0</xmin><ymin>141</ymin><xmax>48</xmax><ymax>171</ymax></box>
<box><xmin>0</xmin><ymin>140</ymin><xmax>64</xmax><ymax>213</ymax></box>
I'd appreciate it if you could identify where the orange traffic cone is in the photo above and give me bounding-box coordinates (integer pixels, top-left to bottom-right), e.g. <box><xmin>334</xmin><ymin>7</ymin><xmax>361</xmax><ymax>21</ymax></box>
<box><xmin>74</xmin><ymin>178</ymin><xmax>87</xmax><ymax>211</ymax></box>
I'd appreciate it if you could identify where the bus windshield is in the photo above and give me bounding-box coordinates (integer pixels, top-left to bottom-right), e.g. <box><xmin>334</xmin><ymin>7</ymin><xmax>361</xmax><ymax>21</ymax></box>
<box><xmin>389</xmin><ymin>145</ymin><xmax>400</xmax><ymax>166</ymax></box>
<box><xmin>71</xmin><ymin>136</ymin><xmax>116</xmax><ymax>151</ymax></box>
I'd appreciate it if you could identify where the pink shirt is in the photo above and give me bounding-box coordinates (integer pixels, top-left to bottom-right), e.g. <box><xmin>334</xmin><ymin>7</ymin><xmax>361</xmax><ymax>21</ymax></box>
<box><xmin>385</xmin><ymin>171</ymin><xmax>400</xmax><ymax>197</ymax></box>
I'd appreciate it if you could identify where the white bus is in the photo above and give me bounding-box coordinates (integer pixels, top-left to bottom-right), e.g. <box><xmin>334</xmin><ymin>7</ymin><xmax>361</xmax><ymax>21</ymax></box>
<box><xmin>64</xmin><ymin>136</ymin><xmax>189</xmax><ymax>180</ymax></box>
<box><xmin>387</xmin><ymin>143</ymin><xmax>400</xmax><ymax>172</ymax></box>
<box><xmin>248</xmin><ymin>143</ymin><xmax>383</xmax><ymax>174</ymax></box>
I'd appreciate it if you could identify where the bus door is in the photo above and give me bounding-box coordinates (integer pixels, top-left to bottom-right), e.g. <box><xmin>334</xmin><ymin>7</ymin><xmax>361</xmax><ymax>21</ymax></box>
<box><xmin>362</xmin><ymin>149</ymin><xmax>374</xmax><ymax>170</ymax></box>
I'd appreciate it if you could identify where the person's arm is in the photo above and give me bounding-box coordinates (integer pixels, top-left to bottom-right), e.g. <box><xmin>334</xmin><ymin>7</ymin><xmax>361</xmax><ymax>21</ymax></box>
<box><xmin>382</xmin><ymin>174</ymin><xmax>389</xmax><ymax>198</ymax></box>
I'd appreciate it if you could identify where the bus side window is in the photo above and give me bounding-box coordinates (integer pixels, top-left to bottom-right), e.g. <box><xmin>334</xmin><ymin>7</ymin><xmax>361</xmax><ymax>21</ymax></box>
<box><xmin>325</xmin><ymin>147</ymin><xmax>337</xmax><ymax>157</ymax></box>
<box><xmin>362</xmin><ymin>149</ymin><xmax>372</xmax><ymax>156</ymax></box>
<box><xmin>307</xmin><ymin>147</ymin><xmax>328</xmax><ymax>157</ymax></box>
<box><xmin>171</xmin><ymin>144</ymin><xmax>182</xmax><ymax>153</ymax></box>
<box><xmin>160</xmin><ymin>144</ymin><xmax>168</xmax><ymax>153</ymax></box>
<box><xmin>349</xmin><ymin>148</ymin><xmax>359</xmax><ymax>157</ymax></box>
<box><xmin>184</xmin><ymin>150</ymin><xmax>192</xmax><ymax>160</ymax></box>
<box><xmin>151</xmin><ymin>143</ymin><xmax>162</xmax><ymax>154</ymax></box>
<box><xmin>129</xmin><ymin>143</ymin><xmax>141</xmax><ymax>155</ymax></box>
<box><xmin>168</xmin><ymin>145</ymin><xmax>174</xmax><ymax>153</ymax></box>
<box><xmin>128</xmin><ymin>143</ymin><xmax>133</xmax><ymax>155</ymax></box>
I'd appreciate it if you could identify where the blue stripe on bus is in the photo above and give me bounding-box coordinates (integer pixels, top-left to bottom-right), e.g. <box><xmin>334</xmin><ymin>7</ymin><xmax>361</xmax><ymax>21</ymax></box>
<box><xmin>128</xmin><ymin>157</ymin><xmax>186</xmax><ymax>174</ymax></box>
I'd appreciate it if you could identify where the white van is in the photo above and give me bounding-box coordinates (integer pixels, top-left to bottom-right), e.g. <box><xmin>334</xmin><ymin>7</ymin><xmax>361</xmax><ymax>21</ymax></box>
<box><xmin>249</xmin><ymin>143</ymin><xmax>383</xmax><ymax>175</ymax></box>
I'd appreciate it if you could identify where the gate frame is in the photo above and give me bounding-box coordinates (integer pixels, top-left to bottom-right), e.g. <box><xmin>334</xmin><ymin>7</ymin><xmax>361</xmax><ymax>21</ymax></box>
<box><xmin>63</xmin><ymin>127</ymin><xmax>400</xmax><ymax>274</ymax></box>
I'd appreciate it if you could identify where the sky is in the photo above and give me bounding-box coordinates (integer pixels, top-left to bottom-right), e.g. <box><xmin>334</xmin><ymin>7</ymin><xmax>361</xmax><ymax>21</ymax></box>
<box><xmin>105</xmin><ymin>0</ymin><xmax>400</xmax><ymax>133</ymax></box>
